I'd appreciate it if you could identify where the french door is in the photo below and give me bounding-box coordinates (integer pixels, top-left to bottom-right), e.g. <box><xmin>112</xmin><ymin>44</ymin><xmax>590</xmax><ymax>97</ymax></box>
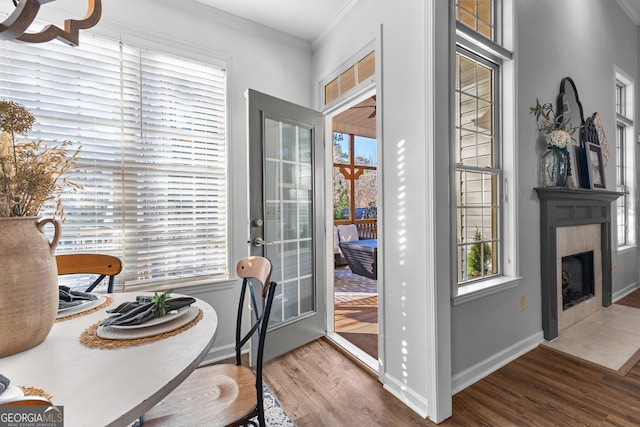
<box><xmin>247</xmin><ymin>89</ymin><xmax>326</xmax><ymax>360</ymax></box>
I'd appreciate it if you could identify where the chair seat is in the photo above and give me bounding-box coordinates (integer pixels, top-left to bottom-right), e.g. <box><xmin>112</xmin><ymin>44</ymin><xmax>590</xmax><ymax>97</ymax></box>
<box><xmin>144</xmin><ymin>364</ymin><xmax>258</xmax><ymax>427</ymax></box>
<box><xmin>207</xmin><ymin>364</ymin><xmax>258</xmax><ymax>426</ymax></box>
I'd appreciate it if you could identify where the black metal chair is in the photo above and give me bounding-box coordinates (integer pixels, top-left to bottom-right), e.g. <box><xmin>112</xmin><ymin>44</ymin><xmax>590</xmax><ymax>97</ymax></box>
<box><xmin>142</xmin><ymin>256</ymin><xmax>278</xmax><ymax>427</ymax></box>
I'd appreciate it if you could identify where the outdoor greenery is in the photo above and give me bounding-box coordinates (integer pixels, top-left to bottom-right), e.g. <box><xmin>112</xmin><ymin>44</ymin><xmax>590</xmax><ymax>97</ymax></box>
<box><xmin>467</xmin><ymin>229</ymin><xmax>492</xmax><ymax>278</ymax></box>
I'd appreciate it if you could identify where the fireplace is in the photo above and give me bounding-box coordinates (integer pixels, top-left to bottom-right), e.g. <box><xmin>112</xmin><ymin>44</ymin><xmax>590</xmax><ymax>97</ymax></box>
<box><xmin>535</xmin><ymin>188</ymin><xmax>622</xmax><ymax>340</ymax></box>
<box><xmin>562</xmin><ymin>251</ymin><xmax>594</xmax><ymax>310</ymax></box>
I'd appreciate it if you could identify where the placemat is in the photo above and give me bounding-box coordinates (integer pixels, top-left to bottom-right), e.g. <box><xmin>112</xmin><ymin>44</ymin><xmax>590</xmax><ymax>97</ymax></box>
<box><xmin>79</xmin><ymin>308</ymin><xmax>203</xmax><ymax>349</ymax></box>
<box><xmin>55</xmin><ymin>296</ymin><xmax>113</xmax><ymax>322</ymax></box>
<box><xmin>18</xmin><ymin>386</ymin><xmax>52</xmax><ymax>401</ymax></box>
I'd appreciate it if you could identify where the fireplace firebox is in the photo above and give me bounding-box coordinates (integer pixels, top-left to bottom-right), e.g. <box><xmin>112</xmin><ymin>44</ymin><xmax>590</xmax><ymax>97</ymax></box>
<box><xmin>561</xmin><ymin>251</ymin><xmax>594</xmax><ymax>310</ymax></box>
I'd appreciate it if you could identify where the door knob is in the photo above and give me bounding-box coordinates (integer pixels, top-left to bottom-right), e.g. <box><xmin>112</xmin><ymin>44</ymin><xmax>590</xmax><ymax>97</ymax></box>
<box><xmin>252</xmin><ymin>237</ymin><xmax>274</xmax><ymax>247</ymax></box>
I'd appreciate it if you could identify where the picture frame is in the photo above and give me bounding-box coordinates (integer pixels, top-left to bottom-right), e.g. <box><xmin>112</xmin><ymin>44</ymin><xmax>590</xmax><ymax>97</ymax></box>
<box><xmin>588</xmin><ymin>143</ymin><xmax>606</xmax><ymax>189</ymax></box>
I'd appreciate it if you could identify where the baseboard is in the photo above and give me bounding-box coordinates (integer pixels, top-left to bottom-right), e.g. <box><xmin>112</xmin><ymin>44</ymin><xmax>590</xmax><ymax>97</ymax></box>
<box><xmin>451</xmin><ymin>331</ymin><xmax>543</xmax><ymax>394</ymax></box>
<box><xmin>382</xmin><ymin>373</ymin><xmax>430</xmax><ymax>419</ymax></box>
<box><xmin>613</xmin><ymin>281</ymin><xmax>640</xmax><ymax>302</ymax></box>
<box><xmin>199</xmin><ymin>342</ymin><xmax>237</xmax><ymax>366</ymax></box>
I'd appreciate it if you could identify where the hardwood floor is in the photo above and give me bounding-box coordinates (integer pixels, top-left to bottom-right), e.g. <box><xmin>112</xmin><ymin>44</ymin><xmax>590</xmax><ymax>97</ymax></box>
<box><xmin>265</xmin><ymin>288</ymin><xmax>640</xmax><ymax>426</ymax></box>
<box><xmin>264</xmin><ymin>337</ymin><xmax>640</xmax><ymax>426</ymax></box>
<box><xmin>145</xmin><ymin>289</ymin><xmax>640</xmax><ymax>426</ymax></box>
<box><xmin>334</xmin><ymin>295</ymin><xmax>378</xmax><ymax>359</ymax></box>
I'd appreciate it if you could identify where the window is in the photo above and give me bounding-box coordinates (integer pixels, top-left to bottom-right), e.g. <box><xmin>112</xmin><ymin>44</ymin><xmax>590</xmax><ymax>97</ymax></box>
<box><xmin>454</xmin><ymin>0</ymin><xmax>515</xmax><ymax>296</ymax></box>
<box><xmin>0</xmin><ymin>34</ymin><xmax>228</xmax><ymax>290</ymax></box>
<box><xmin>615</xmin><ymin>72</ymin><xmax>635</xmax><ymax>249</ymax></box>
<box><xmin>455</xmin><ymin>0</ymin><xmax>494</xmax><ymax>40</ymax></box>
<box><xmin>332</xmin><ymin>132</ymin><xmax>377</xmax><ymax>223</ymax></box>
<box><xmin>324</xmin><ymin>51</ymin><xmax>375</xmax><ymax>105</ymax></box>
<box><xmin>455</xmin><ymin>50</ymin><xmax>499</xmax><ymax>283</ymax></box>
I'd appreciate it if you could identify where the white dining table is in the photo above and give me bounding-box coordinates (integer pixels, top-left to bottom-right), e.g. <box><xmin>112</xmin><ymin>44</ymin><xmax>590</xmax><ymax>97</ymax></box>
<box><xmin>0</xmin><ymin>292</ymin><xmax>218</xmax><ymax>427</ymax></box>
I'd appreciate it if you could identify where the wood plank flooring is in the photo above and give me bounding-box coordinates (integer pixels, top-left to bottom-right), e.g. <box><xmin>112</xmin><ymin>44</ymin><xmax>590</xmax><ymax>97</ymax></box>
<box><xmin>144</xmin><ymin>288</ymin><xmax>640</xmax><ymax>426</ymax></box>
<box><xmin>334</xmin><ymin>295</ymin><xmax>378</xmax><ymax>359</ymax></box>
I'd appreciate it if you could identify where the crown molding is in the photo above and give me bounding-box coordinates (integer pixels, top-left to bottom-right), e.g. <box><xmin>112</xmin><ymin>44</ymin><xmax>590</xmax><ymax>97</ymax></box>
<box><xmin>158</xmin><ymin>0</ymin><xmax>311</xmax><ymax>52</ymax></box>
<box><xmin>312</xmin><ymin>0</ymin><xmax>367</xmax><ymax>52</ymax></box>
<box><xmin>617</xmin><ymin>0</ymin><xmax>640</xmax><ymax>25</ymax></box>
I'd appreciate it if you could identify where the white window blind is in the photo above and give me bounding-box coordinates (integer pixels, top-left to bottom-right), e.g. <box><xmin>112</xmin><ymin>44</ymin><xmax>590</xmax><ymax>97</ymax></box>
<box><xmin>0</xmin><ymin>34</ymin><xmax>228</xmax><ymax>290</ymax></box>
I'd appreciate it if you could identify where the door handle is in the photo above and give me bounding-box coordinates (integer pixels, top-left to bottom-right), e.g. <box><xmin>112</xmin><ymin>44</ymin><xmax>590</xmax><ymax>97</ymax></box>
<box><xmin>252</xmin><ymin>237</ymin><xmax>274</xmax><ymax>247</ymax></box>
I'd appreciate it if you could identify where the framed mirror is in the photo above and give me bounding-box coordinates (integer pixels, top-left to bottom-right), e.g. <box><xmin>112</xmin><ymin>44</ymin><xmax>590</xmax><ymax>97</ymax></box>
<box><xmin>556</xmin><ymin>77</ymin><xmax>590</xmax><ymax>188</ymax></box>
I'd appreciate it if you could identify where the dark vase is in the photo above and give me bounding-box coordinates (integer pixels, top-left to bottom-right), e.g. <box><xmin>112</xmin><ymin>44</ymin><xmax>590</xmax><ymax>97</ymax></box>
<box><xmin>542</xmin><ymin>147</ymin><xmax>568</xmax><ymax>187</ymax></box>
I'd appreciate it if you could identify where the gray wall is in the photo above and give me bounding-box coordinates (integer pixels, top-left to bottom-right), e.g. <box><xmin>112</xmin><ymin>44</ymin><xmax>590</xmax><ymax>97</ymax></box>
<box><xmin>451</xmin><ymin>0</ymin><xmax>639</xmax><ymax>380</ymax></box>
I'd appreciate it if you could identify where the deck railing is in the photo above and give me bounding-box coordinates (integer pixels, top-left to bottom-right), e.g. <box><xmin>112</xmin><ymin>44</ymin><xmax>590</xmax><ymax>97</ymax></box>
<box><xmin>334</xmin><ymin>220</ymin><xmax>377</xmax><ymax>240</ymax></box>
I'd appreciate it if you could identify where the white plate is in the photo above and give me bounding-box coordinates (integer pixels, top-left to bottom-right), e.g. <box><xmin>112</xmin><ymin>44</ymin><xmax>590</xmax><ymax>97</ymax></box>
<box><xmin>109</xmin><ymin>306</ymin><xmax>191</xmax><ymax>330</ymax></box>
<box><xmin>0</xmin><ymin>386</ymin><xmax>24</xmax><ymax>404</ymax></box>
<box><xmin>97</xmin><ymin>306</ymin><xmax>199</xmax><ymax>340</ymax></box>
<box><xmin>57</xmin><ymin>295</ymin><xmax>106</xmax><ymax>319</ymax></box>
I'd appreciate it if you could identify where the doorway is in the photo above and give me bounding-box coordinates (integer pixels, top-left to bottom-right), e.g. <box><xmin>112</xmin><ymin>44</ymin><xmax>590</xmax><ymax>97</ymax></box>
<box><xmin>327</xmin><ymin>90</ymin><xmax>379</xmax><ymax>370</ymax></box>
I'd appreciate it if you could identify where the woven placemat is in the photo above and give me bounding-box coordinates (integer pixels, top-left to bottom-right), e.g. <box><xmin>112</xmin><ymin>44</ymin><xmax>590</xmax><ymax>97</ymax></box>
<box><xmin>18</xmin><ymin>386</ymin><xmax>52</xmax><ymax>401</ymax></box>
<box><xmin>55</xmin><ymin>296</ymin><xmax>113</xmax><ymax>323</ymax></box>
<box><xmin>79</xmin><ymin>308</ymin><xmax>203</xmax><ymax>349</ymax></box>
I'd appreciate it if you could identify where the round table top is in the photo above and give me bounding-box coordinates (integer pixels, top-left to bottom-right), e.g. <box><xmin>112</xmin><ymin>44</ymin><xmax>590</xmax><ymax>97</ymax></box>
<box><xmin>0</xmin><ymin>292</ymin><xmax>218</xmax><ymax>427</ymax></box>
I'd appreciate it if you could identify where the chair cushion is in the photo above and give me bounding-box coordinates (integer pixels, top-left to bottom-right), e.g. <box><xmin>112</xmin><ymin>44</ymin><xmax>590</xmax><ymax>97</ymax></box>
<box><xmin>337</xmin><ymin>224</ymin><xmax>359</xmax><ymax>242</ymax></box>
<box><xmin>334</xmin><ymin>226</ymin><xmax>341</xmax><ymax>254</ymax></box>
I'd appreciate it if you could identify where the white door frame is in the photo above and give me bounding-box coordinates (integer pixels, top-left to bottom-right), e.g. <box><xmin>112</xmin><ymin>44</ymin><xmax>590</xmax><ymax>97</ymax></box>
<box><xmin>322</xmin><ymin>82</ymin><xmax>383</xmax><ymax>376</ymax></box>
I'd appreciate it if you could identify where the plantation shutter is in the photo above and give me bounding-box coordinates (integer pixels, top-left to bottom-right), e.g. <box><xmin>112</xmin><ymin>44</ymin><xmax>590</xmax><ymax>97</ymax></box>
<box><xmin>0</xmin><ymin>34</ymin><xmax>228</xmax><ymax>290</ymax></box>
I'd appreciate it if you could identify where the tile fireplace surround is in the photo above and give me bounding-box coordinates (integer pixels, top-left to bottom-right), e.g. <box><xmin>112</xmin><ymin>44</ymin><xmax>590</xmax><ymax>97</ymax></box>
<box><xmin>535</xmin><ymin>187</ymin><xmax>623</xmax><ymax>340</ymax></box>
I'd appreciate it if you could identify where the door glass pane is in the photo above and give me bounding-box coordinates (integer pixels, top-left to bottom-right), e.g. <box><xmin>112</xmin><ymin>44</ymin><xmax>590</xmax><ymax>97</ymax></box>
<box><xmin>283</xmin><ymin>280</ymin><xmax>299</xmax><ymax>321</ymax></box>
<box><xmin>263</xmin><ymin>117</ymin><xmax>316</xmax><ymax>327</ymax></box>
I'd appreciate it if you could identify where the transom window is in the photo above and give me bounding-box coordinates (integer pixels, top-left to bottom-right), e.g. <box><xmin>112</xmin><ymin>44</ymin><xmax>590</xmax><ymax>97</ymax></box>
<box><xmin>455</xmin><ymin>0</ymin><xmax>494</xmax><ymax>40</ymax></box>
<box><xmin>0</xmin><ymin>34</ymin><xmax>228</xmax><ymax>290</ymax></box>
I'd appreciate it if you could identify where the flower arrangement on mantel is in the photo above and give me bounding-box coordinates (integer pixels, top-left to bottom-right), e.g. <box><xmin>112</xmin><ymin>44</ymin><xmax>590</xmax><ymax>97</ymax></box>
<box><xmin>530</xmin><ymin>98</ymin><xmax>577</xmax><ymax>150</ymax></box>
<box><xmin>530</xmin><ymin>98</ymin><xmax>577</xmax><ymax>182</ymax></box>
<box><xmin>0</xmin><ymin>100</ymin><xmax>81</xmax><ymax>218</ymax></box>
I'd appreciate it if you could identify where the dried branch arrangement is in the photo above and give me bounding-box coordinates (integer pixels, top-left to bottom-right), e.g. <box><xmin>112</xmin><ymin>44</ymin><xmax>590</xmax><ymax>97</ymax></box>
<box><xmin>0</xmin><ymin>100</ymin><xmax>81</xmax><ymax>218</ymax></box>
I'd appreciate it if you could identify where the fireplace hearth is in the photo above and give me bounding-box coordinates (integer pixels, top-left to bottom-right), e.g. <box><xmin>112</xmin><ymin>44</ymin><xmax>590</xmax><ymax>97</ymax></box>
<box><xmin>535</xmin><ymin>188</ymin><xmax>622</xmax><ymax>340</ymax></box>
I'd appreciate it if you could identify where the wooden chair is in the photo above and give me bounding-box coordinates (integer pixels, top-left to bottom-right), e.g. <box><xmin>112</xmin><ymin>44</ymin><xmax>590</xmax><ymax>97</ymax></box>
<box><xmin>56</xmin><ymin>254</ymin><xmax>122</xmax><ymax>293</ymax></box>
<box><xmin>201</xmin><ymin>257</ymin><xmax>276</xmax><ymax>427</ymax></box>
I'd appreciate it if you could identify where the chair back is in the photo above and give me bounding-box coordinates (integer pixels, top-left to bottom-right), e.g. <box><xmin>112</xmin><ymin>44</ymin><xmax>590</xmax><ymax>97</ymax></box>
<box><xmin>56</xmin><ymin>254</ymin><xmax>122</xmax><ymax>293</ymax></box>
<box><xmin>235</xmin><ymin>256</ymin><xmax>277</xmax><ymax>418</ymax></box>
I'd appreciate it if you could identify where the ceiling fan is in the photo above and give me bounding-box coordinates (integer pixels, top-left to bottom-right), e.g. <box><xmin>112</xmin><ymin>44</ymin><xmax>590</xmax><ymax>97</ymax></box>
<box><xmin>351</xmin><ymin>95</ymin><xmax>377</xmax><ymax>119</ymax></box>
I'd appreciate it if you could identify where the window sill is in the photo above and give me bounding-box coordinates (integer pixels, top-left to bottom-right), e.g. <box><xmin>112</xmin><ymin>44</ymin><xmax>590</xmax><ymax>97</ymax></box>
<box><xmin>453</xmin><ymin>275</ymin><xmax>521</xmax><ymax>306</ymax></box>
<box><xmin>616</xmin><ymin>245</ymin><xmax>636</xmax><ymax>256</ymax></box>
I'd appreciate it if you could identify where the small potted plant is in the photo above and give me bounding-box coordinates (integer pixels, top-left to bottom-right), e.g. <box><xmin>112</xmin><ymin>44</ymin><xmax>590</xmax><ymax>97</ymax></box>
<box><xmin>0</xmin><ymin>100</ymin><xmax>80</xmax><ymax>357</ymax></box>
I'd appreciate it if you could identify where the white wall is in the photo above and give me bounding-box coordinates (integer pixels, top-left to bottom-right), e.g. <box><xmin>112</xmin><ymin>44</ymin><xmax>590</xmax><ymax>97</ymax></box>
<box><xmin>1</xmin><ymin>0</ymin><xmax>314</xmax><ymax>362</ymax></box>
<box><xmin>313</xmin><ymin>0</ymin><xmax>452</xmax><ymax>421</ymax></box>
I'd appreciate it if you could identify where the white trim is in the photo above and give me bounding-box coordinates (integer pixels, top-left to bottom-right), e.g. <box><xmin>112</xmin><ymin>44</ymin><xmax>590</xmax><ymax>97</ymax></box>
<box><xmin>617</xmin><ymin>0</ymin><xmax>640</xmax><ymax>25</ymax></box>
<box><xmin>326</xmin><ymin>332</ymin><xmax>378</xmax><ymax>372</ymax></box>
<box><xmin>453</xmin><ymin>275</ymin><xmax>521</xmax><ymax>305</ymax></box>
<box><xmin>317</xmin><ymin>40</ymin><xmax>377</xmax><ymax>111</ymax></box>
<box><xmin>613</xmin><ymin>280</ymin><xmax>640</xmax><ymax>302</ymax></box>
<box><xmin>153</xmin><ymin>0</ymin><xmax>311</xmax><ymax>51</ymax></box>
<box><xmin>312</xmin><ymin>0</ymin><xmax>368</xmax><ymax>52</ymax></box>
<box><xmin>383</xmin><ymin>373</ymin><xmax>430</xmax><ymax>419</ymax></box>
<box><xmin>451</xmin><ymin>331</ymin><xmax>543</xmax><ymax>394</ymax></box>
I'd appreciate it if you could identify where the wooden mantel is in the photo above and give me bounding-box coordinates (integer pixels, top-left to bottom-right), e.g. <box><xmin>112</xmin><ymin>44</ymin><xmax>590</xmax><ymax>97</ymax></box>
<box><xmin>534</xmin><ymin>187</ymin><xmax>623</xmax><ymax>340</ymax></box>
